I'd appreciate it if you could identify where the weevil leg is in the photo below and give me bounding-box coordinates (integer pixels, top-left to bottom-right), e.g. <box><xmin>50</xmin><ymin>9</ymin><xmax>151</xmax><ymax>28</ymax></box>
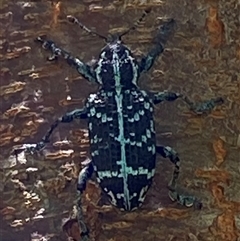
<box><xmin>139</xmin><ymin>18</ymin><xmax>176</xmax><ymax>73</ymax></box>
<box><xmin>29</xmin><ymin>108</ymin><xmax>88</xmax><ymax>152</ymax></box>
<box><xmin>156</xmin><ymin>145</ymin><xmax>202</xmax><ymax>209</ymax></box>
<box><xmin>77</xmin><ymin>159</ymin><xmax>94</xmax><ymax>193</ymax></box>
<box><xmin>35</xmin><ymin>36</ymin><xmax>97</xmax><ymax>83</ymax></box>
<box><xmin>62</xmin><ymin>160</ymin><xmax>93</xmax><ymax>240</ymax></box>
<box><xmin>149</xmin><ymin>91</ymin><xmax>224</xmax><ymax>115</ymax></box>
<box><xmin>62</xmin><ymin>195</ymin><xmax>90</xmax><ymax>241</ymax></box>
<box><xmin>149</xmin><ymin>91</ymin><xmax>182</xmax><ymax>104</ymax></box>
<box><xmin>182</xmin><ymin>96</ymin><xmax>224</xmax><ymax>115</ymax></box>
<box><xmin>76</xmin><ymin>192</ymin><xmax>90</xmax><ymax>240</ymax></box>
<box><xmin>76</xmin><ymin>160</ymin><xmax>94</xmax><ymax>239</ymax></box>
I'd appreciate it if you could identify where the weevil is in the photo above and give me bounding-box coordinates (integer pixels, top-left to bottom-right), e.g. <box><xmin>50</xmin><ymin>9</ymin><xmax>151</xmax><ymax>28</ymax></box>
<box><xmin>25</xmin><ymin>8</ymin><xmax>224</xmax><ymax>239</ymax></box>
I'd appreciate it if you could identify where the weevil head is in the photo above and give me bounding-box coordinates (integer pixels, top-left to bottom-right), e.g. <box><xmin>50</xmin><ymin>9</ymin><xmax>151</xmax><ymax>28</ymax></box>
<box><xmin>74</xmin><ymin>9</ymin><xmax>152</xmax><ymax>90</ymax></box>
<box><xmin>77</xmin><ymin>8</ymin><xmax>152</xmax><ymax>89</ymax></box>
<box><xmin>94</xmin><ymin>37</ymin><xmax>140</xmax><ymax>90</ymax></box>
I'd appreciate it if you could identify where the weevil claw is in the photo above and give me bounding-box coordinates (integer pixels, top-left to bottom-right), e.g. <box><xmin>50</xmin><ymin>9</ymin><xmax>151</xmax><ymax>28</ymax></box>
<box><xmin>193</xmin><ymin>200</ymin><xmax>203</xmax><ymax>210</ymax></box>
<box><xmin>67</xmin><ymin>15</ymin><xmax>76</xmax><ymax>24</ymax></box>
<box><xmin>155</xmin><ymin>18</ymin><xmax>176</xmax><ymax>45</ymax></box>
<box><xmin>34</xmin><ymin>36</ymin><xmax>45</xmax><ymax>43</ymax></box>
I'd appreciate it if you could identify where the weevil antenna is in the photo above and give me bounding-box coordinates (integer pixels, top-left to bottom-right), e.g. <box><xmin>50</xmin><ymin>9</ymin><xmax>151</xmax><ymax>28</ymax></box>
<box><xmin>119</xmin><ymin>7</ymin><xmax>152</xmax><ymax>39</ymax></box>
<box><xmin>67</xmin><ymin>15</ymin><xmax>108</xmax><ymax>42</ymax></box>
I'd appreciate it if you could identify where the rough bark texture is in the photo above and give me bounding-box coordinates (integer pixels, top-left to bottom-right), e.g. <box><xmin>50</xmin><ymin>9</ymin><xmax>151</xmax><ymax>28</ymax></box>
<box><xmin>0</xmin><ymin>0</ymin><xmax>240</xmax><ymax>241</ymax></box>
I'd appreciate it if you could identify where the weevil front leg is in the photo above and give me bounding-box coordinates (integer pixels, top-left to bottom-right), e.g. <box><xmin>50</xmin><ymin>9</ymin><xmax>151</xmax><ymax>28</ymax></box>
<box><xmin>156</xmin><ymin>145</ymin><xmax>202</xmax><ymax>209</ymax></box>
<box><xmin>35</xmin><ymin>36</ymin><xmax>97</xmax><ymax>83</ymax></box>
<box><xmin>139</xmin><ymin>18</ymin><xmax>176</xmax><ymax>73</ymax></box>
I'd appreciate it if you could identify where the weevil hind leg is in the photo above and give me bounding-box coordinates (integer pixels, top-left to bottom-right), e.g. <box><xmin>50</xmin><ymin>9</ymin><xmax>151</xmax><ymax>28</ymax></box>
<box><xmin>76</xmin><ymin>159</ymin><xmax>94</xmax><ymax>239</ymax></box>
<box><xmin>62</xmin><ymin>159</ymin><xmax>94</xmax><ymax>240</ymax></box>
<box><xmin>77</xmin><ymin>158</ymin><xmax>94</xmax><ymax>192</ymax></box>
<box><xmin>62</xmin><ymin>195</ymin><xmax>90</xmax><ymax>241</ymax></box>
<box><xmin>168</xmin><ymin>188</ymin><xmax>202</xmax><ymax>210</ymax></box>
<box><xmin>156</xmin><ymin>145</ymin><xmax>202</xmax><ymax>209</ymax></box>
<box><xmin>75</xmin><ymin>192</ymin><xmax>90</xmax><ymax>240</ymax></box>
